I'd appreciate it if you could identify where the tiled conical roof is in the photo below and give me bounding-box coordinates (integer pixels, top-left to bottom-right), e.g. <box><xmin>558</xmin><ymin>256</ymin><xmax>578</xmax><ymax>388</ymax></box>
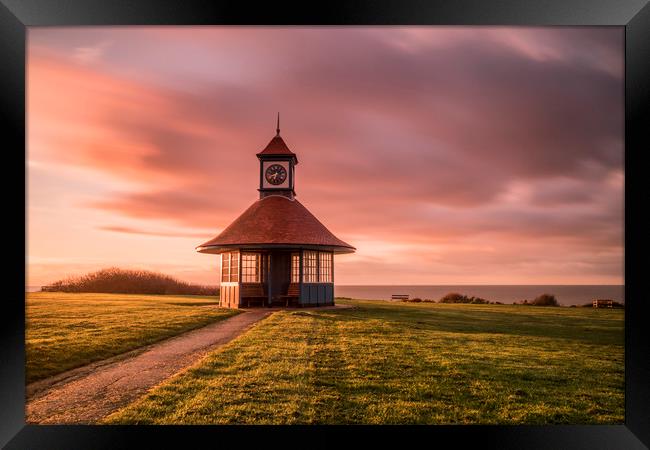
<box><xmin>196</xmin><ymin>195</ymin><xmax>355</xmax><ymax>254</ymax></box>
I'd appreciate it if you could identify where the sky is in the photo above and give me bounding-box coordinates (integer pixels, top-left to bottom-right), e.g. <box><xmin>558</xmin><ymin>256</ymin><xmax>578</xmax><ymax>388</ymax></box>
<box><xmin>27</xmin><ymin>26</ymin><xmax>624</xmax><ymax>286</ymax></box>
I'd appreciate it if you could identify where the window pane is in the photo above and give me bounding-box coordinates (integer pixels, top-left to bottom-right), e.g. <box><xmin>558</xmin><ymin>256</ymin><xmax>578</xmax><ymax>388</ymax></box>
<box><xmin>303</xmin><ymin>250</ymin><xmax>318</xmax><ymax>283</ymax></box>
<box><xmin>318</xmin><ymin>252</ymin><xmax>332</xmax><ymax>282</ymax></box>
<box><xmin>221</xmin><ymin>252</ymin><xmax>230</xmax><ymax>282</ymax></box>
<box><xmin>291</xmin><ymin>253</ymin><xmax>300</xmax><ymax>283</ymax></box>
<box><xmin>230</xmin><ymin>252</ymin><xmax>239</xmax><ymax>282</ymax></box>
<box><xmin>241</xmin><ymin>253</ymin><xmax>260</xmax><ymax>283</ymax></box>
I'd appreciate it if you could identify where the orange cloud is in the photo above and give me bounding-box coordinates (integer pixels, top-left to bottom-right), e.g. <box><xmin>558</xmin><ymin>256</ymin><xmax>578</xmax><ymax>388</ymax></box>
<box><xmin>27</xmin><ymin>27</ymin><xmax>624</xmax><ymax>286</ymax></box>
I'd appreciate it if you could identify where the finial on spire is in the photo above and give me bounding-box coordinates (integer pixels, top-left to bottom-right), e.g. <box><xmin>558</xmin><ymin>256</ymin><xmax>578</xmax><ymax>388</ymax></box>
<box><xmin>276</xmin><ymin>112</ymin><xmax>280</xmax><ymax>136</ymax></box>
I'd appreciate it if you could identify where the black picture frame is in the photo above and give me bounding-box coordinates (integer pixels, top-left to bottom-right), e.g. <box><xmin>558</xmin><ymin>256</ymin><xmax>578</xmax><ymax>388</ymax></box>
<box><xmin>2</xmin><ymin>0</ymin><xmax>648</xmax><ymax>448</ymax></box>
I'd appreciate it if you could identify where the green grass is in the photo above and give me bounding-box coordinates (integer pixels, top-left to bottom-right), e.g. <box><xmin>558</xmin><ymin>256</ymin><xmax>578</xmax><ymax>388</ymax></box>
<box><xmin>26</xmin><ymin>292</ymin><xmax>237</xmax><ymax>384</ymax></box>
<box><xmin>103</xmin><ymin>299</ymin><xmax>624</xmax><ymax>425</ymax></box>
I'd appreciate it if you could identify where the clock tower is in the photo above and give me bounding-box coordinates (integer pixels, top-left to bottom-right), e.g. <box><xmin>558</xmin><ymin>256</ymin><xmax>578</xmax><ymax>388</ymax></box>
<box><xmin>257</xmin><ymin>114</ymin><xmax>298</xmax><ymax>200</ymax></box>
<box><xmin>197</xmin><ymin>116</ymin><xmax>355</xmax><ymax>309</ymax></box>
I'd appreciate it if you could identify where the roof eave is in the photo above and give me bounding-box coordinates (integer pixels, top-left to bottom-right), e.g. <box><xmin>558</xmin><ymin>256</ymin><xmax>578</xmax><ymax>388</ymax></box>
<box><xmin>255</xmin><ymin>152</ymin><xmax>298</xmax><ymax>164</ymax></box>
<box><xmin>196</xmin><ymin>243</ymin><xmax>355</xmax><ymax>255</ymax></box>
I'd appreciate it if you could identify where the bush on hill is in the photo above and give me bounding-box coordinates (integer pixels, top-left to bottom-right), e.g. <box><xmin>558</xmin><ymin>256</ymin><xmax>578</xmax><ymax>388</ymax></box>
<box><xmin>41</xmin><ymin>267</ymin><xmax>218</xmax><ymax>296</ymax></box>
<box><xmin>531</xmin><ymin>294</ymin><xmax>559</xmax><ymax>306</ymax></box>
<box><xmin>439</xmin><ymin>293</ymin><xmax>470</xmax><ymax>303</ymax></box>
<box><xmin>515</xmin><ymin>294</ymin><xmax>560</xmax><ymax>306</ymax></box>
<box><xmin>438</xmin><ymin>293</ymin><xmax>490</xmax><ymax>304</ymax></box>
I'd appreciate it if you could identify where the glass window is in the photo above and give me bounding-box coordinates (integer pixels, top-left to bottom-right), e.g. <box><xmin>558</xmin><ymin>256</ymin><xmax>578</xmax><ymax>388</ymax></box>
<box><xmin>221</xmin><ymin>253</ymin><xmax>230</xmax><ymax>282</ymax></box>
<box><xmin>230</xmin><ymin>252</ymin><xmax>239</xmax><ymax>282</ymax></box>
<box><xmin>319</xmin><ymin>252</ymin><xmax>332</xmax><ymax>282</ymax></box>
<box><xmin>241</xmin><ymin>253</ymin><xmax>260</xmax><ymax>283</ymax></box>
<box><xmin>291</xmin><ymin>253</ymin><xmax>300</xmax><ymax>283</ymax></box>
<box><xmin>303</xmin><ymin>250</ymin><xmax>318</xmax><ymax>283</ymax></box>
<box><xmin>221</xmin><ymin>252</ymin><xmax>239</xmax><ymax>282</ymax></box>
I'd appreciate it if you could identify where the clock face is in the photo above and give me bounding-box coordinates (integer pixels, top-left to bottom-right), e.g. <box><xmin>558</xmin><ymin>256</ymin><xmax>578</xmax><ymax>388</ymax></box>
<box><xmin>265</xmin><ymin>164</ymin><xmax>287</xmax><ymax>185</ymax></box>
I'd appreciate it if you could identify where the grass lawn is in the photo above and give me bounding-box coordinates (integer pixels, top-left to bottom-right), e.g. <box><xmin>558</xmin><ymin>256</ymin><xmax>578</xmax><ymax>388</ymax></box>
<box><xmin>26</xmin><ymin>292</ymin><xmax>237</xmax><ymax>384</ymax></box>
<box><xmin>103</xmin><ymin>299</ymin><xmax>624</xmax><ymax>425</ymax></box>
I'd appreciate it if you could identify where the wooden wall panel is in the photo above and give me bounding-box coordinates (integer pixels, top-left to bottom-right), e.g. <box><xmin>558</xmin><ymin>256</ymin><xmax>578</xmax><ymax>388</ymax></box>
<box><xmin>220</xmin><ymin>282</ymin><xmax>240</xmax><ymax>309</ymax></box>
<box><xmin>300</xmin><ymin>283</ymin><xmax>334</xmax><ymax>305</ymax></box>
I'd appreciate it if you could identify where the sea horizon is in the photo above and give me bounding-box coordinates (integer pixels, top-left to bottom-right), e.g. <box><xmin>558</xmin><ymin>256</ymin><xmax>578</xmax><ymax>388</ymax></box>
<box><xmin>336</xmin><ymin>283</ymin><xmax>623</xmax><ymax>287</ymax></box>
<box><xmin>334</xmin><ymin>284</ymin><xmax>624</xmax><ymax>306</ymax></box>
<box><xmin>27</xmin><ymin>284</ymin><xmax>624</xmax><ymax>306</ymax></box>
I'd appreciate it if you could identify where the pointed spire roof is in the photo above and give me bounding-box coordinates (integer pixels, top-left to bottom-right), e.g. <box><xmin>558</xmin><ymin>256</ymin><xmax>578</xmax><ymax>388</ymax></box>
<box><xmin>256</xmin><ymin>113</ymin><xmax>298</xmax><ymax>162</ymax></box>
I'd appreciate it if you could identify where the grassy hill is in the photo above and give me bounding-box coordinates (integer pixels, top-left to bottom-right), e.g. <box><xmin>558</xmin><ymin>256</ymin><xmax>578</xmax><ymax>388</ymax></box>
<box><xmin>103</xmin><ymin>299</ymin><xmax>624</xmax><ymax>425</ymax></box>
<box><xmin>26</xmin><ymin>292</ymin><xmax>235</xmax><ymax>384</ymax></box>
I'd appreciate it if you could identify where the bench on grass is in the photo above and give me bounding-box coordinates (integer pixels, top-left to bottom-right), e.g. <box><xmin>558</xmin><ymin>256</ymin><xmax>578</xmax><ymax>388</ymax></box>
<box><xmin>276</xmin><ymin>283</ymin><xmax>301</xmax><ymax>307</ymax></box>
<box><xmin>241</xmin><ymin>284</ymin><xmax>267</xmax><ymax>307</ymax></box>
<box><xmin>391</xmin><ymin>294</ymin><xmax>409</xmax><ymax>300</ymax></box>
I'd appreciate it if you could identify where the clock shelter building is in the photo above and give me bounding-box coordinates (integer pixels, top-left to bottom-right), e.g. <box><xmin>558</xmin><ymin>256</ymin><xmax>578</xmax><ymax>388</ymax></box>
<box><xmin>196</xmin><ymin>121</ymin><xmax>355</xmax><ymax>308</ymax></box>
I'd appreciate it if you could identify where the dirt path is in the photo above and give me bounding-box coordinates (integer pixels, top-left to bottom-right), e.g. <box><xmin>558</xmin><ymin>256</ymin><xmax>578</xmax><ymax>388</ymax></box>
<box><xmin>26</xmin><ymin>310</ymin><xmax>272</xmax><ymax>424</ymax></box>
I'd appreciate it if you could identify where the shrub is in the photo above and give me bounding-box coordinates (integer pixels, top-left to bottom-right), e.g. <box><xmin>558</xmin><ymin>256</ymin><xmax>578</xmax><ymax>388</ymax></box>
<box><xmin>401</xmin><ymin>297</ymin><xmax>435</xmax><ymax>303</ymax></box>
<box><xmin>439</xmin><ymin>293</ymin><xmax>471</xmax><ymax>303</ymax></box>
<box><xmin>439</xmin><ymin>293</ymin><xmax>490</xmax><ymax>304</ymax></box>
<box><xmin>531</xmin><ymin>294</ymin><xmax>559</xmax><ymax>307</ymax></box>
<box><xmin>41</xmin><ymin>267</ymin><xmax>218</xmax><ymax>296</ymax></box>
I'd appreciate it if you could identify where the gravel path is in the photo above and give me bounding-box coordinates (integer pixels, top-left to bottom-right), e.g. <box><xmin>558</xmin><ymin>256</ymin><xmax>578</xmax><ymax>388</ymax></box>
<box><xmin>26</xmin><ymin>310</ymin><xmax>272</xmax><ymax>424</ymax></box>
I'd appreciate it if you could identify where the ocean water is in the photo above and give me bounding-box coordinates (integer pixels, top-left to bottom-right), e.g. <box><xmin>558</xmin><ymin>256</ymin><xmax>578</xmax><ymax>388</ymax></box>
<box><xmin>27</xmin><ymin>285</ymin><xmax>624</xmax><ymax>306</ymax></box>
<box><xmin>334</xmin><ymin>285</ymin><xmax>624</xmax><ymax>306</ymax></box>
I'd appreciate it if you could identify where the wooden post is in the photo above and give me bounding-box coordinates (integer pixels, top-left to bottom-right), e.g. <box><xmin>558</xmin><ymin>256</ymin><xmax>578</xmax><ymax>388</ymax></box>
<box><xmin>237</xmin><ymin>251</ymin><xmax>242</xmax><ymax>308</ymax></box>
<box><xmin>299</xmin><ymin>249</ymin><xmax>304</xmax><ymax>306</ymax></box>
<box><xmin>220</xmin><ymin>253</ymin><xmax>224</xmax><ymax>308</ymax></box>
<box><xmin>267</xmin><ymin>253</ymin><xmax>272</xmax><ymax>307</ymax></box>
<box><xmin>331</xmin><ymin>251</ymin><xmax>335</xmax><ymax>306</ymax></box>
<box><xmin>316</xmin><ymin>250</ymin><xmax>320</xmax><ymax>307</ymax></box>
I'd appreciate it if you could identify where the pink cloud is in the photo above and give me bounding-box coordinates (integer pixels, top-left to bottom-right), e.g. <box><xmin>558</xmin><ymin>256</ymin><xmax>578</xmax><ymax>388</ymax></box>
<box><xmin>98</xmin><ymin>225</ymin><xmax>211</xmax><ymax>238</ymax></box>
<box><xmin>27</xmin><ymin>27</ymin><xmax>624</xmax><ymax>285</ymax></box>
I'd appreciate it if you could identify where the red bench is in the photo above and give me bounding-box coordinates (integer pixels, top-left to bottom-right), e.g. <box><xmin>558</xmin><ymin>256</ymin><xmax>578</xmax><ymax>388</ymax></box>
<box><xmin>276</xmin><ymin>283</ymin><xmax>300</xmax><ymax>307</ymax></box>
<box><xmin>241</xmin><ymin>284</ymin><xmax>266</xmax><ymax>307</ymax></box>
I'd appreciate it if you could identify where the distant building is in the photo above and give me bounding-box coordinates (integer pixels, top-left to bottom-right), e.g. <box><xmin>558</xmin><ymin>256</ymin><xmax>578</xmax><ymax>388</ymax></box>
<box><xmin>196</xmin><ymin>118</ymin><xmax>355</xmax><ymax>308</ymax></box>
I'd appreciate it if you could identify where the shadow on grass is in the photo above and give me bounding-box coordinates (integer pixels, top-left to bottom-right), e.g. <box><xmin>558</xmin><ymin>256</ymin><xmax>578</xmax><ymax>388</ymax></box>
<box><xmin>296</xmin><ymin>303</ymin><xmax>623</xmax><ymax>346</ymax></box>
